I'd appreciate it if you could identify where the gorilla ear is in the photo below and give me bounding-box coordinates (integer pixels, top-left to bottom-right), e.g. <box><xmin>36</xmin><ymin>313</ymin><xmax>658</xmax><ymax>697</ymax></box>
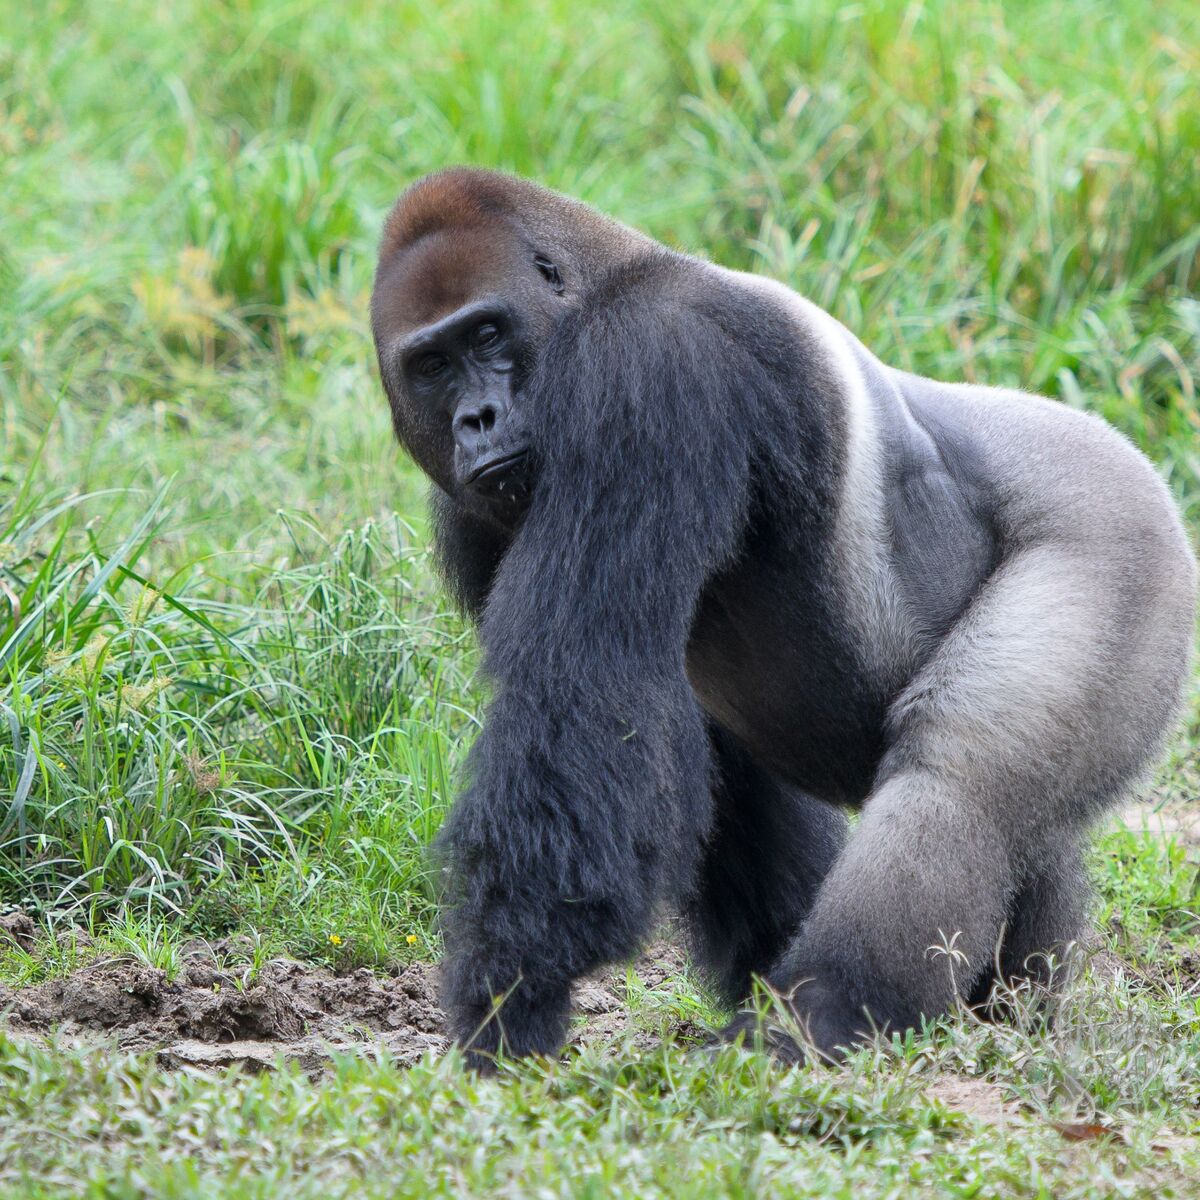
<box><xmin>534</xmin><ymin>255</ymin><xmax>565</xmax><ymax>294</ymax></box>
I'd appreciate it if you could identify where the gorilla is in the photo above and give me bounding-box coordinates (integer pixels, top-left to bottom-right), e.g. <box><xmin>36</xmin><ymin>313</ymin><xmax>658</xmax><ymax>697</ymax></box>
<box><xmin>370</xmin><ymin>167</ymin><xmax>1196</xmax><ymax>1068</ymax></box>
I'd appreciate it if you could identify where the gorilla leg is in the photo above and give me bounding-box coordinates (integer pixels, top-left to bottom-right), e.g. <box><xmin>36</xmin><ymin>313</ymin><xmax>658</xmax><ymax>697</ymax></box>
<box><xmin>686</xmin><ymin>725</ymin><xmax>848</xmax><ymax>1006</ymax></box>
<box><xmin>738</xmin><ymin>767</ymin><xmax>1015</xmax><ymax>1058</ymax></box>
<box><xmin>734</xmin><ymin>545</ymin><xmax>1164</xmax><ymax>1059</ymax></box>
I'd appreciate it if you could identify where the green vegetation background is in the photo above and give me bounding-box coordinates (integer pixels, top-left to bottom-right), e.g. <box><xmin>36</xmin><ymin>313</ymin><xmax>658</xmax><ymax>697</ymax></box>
<box><xmin>0</xmin><ymin>1</ymin><xmax>1198</xmax><ymax>1196</ymax></box>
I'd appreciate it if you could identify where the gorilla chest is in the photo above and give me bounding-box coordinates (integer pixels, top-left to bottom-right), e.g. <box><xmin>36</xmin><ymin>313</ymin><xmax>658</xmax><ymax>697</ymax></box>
<box><xmin>685</xmin><ymin>568</ymin><xmax>888</xmax><ymax>806</ymax></box>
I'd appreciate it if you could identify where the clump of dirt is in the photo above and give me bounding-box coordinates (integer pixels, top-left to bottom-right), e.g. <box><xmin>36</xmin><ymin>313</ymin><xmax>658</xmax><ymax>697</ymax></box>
<box><xmin>1095</xmin><ymin>934</ymin><xmax>1200</xmax><ymax>997</ymax></box>
<box><xmin>0</xmin><ymin>939</ymin><xmax>693</xmax><ymax>1073</ymax></box>
<box><xmin>0</xmin><ymin>911</ymin><xmax>37</xmax><ymax>953</ymax></box>
<box><xmin>567</xmin><ymin>941</ymin><xmax>709</xmax><ymax>1052</ymax></box>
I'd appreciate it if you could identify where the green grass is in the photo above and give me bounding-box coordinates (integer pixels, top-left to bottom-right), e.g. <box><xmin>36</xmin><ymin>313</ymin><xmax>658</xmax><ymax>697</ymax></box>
<box><xmin>3</xmin><ymin>970</ymin><xmax>1200</xmax><ymax>1199</ymax></box>
<box><xmin>1</xmin><ymin>0</ymin><xmax>1198</xmax><ymax>1194</ymax></box>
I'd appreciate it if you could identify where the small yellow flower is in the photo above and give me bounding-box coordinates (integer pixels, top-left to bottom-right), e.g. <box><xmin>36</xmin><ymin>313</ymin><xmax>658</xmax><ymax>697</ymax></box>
<box><xmin>406</xmin><ymin>934</ymin><xmax>418</xmax><ymax>945</ymax></box>
<box><xmin>55</xmin><ymin>759</ymin><xmax>67</xmax><ymax>769</ymax></box>
<box><xmin>328</xmin><ymin>933</ymin><xmax>342</xmax><ymax>946</ymax></box>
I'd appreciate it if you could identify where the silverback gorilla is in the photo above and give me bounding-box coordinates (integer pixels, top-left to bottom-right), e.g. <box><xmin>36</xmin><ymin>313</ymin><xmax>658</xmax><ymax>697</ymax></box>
<box><xmin>370</xmin><ymin>167</ymin><xmax>1197</xmax><ymax>1069</ymax></box>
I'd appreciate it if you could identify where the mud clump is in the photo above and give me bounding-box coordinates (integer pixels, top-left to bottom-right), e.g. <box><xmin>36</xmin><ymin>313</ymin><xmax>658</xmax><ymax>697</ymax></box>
<box><xmin>0</xmin><ymin>911</ymin><xmax>37</xmax><ymax>953</ymax></box>
<box><xmin>0</xmin><ymin>949</ymin><xmax>448</xmax><ymax>1074</ymax></box>
<box><xmin>0</xmin><ymin>939</ymin><xmax>694</xmax><ymax>1073</ymax></box>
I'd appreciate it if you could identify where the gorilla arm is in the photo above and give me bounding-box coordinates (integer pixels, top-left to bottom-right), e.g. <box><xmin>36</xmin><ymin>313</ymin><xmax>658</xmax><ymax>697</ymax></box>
<box><xmin>436</xmin><ymin>267</ymin><xmax>758</xmax><ymax>1066</ymax></box>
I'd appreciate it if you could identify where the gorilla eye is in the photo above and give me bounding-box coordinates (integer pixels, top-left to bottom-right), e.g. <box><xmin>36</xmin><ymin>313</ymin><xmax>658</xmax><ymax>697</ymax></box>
<box><xmin>416</xmin><ymin>354</ymin><xmax>448</xmax><ymax>378</ymax></box>
<box><xmin>534</xmin><ymin>255</ymin><xmax>564</xmax><ymax>294</ymax></box>
<box><xmin>473</xmin><ymin>322</ymin><xmax>501</xmax><ymax>348</ymax></box>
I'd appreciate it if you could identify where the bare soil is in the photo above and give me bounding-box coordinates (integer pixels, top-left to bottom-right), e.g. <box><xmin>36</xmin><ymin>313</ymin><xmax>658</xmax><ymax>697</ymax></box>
<box><xmin>0</xmin><ymin>938</ymin><xmax>694</xmax><ymax>1074</ymax></box>
<box><xmin>1117</xmin><ymin>800</ymin><xmax>1200</xmax><ymax>848</ymax></box>
<box><xmin>924</xmin><ymin>1077</ymin><xmax>1022</xmax><ymax>1126</ymax></box>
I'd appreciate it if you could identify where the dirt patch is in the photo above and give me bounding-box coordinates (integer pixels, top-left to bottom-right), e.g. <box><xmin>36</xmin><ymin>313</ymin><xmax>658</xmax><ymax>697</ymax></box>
<box><xmin>925</xmin><ymin>1076</ymin><xmax>1022</xmax><ymax>1126</ymax></box>
<box><xmin>0</xmin><ymin>940</ymin><xmax>692</xmax><ymax>1073</ymax></box>
<box><xmin>1</xmin><ymin>950</ymin><xmax>447</xmax><ymax>1073</ymax></box>
<box><xmin>1095</xmin><ymin>936</ymin><xmax>1200</xmax><ymax>998</ymax></box>
<box><xmin>1116</xmin><ymin>802</ymin><xmax>1200</xmax><ymax>850</ymax></box>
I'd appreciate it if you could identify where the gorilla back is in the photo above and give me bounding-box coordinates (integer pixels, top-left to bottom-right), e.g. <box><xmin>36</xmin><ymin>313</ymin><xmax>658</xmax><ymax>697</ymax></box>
<box><xmin>371</xmin><ymin>167</ymin><xmax>1197</xmax><ymax>1068</ymax></box>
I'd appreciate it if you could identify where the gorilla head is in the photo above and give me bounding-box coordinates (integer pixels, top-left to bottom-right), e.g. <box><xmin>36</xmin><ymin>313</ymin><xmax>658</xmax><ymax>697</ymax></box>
<box><xmin>372</xmin><ymin>169</ymin><xmax>650</xmax><ymax>528</ymax></box>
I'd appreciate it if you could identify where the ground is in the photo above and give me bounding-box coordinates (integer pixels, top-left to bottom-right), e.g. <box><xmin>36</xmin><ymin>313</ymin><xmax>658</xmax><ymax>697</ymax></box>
<box><xmin>1</xmin><ymin>0</ymin><xmax>1198</xmax><ymax>1196</ymax></box>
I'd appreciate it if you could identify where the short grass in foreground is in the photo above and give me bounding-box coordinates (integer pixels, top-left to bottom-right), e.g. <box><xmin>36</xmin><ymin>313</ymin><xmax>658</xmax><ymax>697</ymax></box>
<box><xmin>1</xmin><ymin>0</ymin><xmax>1199</xmax><ymax>1195</ymax></box>
<box><xmin>2</xmin><ymin>960</ymin><xmax>1200</xmax><ymax>1199</ymax></box>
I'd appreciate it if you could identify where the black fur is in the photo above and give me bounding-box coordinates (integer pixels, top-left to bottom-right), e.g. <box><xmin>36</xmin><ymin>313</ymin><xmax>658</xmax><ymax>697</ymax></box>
<box><xmin>430</xmin><ymin>488</ymin><xmax>510</xmax><ymax>620</ymax></box>
<box><xmin>686</xmin><ymin>725</ymin><xmax>848</xmax><ymax>1006</ymax></box>
<box><xmin>437</xmin><ymin>253</ymin><xmax>796</xmax><ymax>1061</ymax></box>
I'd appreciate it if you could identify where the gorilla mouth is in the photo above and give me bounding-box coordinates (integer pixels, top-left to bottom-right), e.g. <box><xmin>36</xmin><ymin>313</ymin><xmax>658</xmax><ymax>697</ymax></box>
<box><xmin>466</xmin><ymin>449</ymin><xmax>530</xmax><ymax>488</ymax></box>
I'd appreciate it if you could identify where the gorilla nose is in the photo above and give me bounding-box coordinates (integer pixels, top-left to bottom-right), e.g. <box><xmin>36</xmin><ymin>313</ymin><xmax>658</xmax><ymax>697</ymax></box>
<box><xmin>453</xmin><ymin>397</ymin><xmax>530</xmax><ymax>497</ymax></box>
<box><xmin>453</xmin><ymin>401</ymin><xmax>500</xmax><ymax>453</ymax></box>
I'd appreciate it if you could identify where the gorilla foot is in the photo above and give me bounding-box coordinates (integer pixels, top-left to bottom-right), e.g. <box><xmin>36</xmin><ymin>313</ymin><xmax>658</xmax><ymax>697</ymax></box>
<box><xmin>717</xmin><ymin>979</ymin><xmax>879</xmax><ymax>1065</ymax></box>
<box><xmin>716</xmin><ymin>1011</ymin><xmax>815</xmax><ymax>1065</ymax></box>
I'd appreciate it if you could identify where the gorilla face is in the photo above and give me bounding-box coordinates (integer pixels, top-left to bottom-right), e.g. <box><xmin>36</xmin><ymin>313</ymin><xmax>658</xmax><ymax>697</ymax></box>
<box><xmin>400</xmin><ymin>298</ymin><xmax>533</xmax><ymax>509</ymax></box>
<box><xmin>371</xmin><ymin>223</ymin><xmax>569</xmax><ymax>527</ymax></box>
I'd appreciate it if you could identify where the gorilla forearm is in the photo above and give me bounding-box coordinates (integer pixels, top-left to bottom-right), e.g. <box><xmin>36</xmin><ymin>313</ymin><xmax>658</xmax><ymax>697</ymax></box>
<box><xmin>438</xmin><ymin>683</ymin><xmax>711</xmax><ymax>1062</ymax></box>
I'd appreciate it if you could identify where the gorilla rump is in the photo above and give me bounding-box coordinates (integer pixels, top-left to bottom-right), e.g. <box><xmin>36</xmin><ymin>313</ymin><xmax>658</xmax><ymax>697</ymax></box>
<box><xmin>370</xmin><ymin>167</ymin><xmax>1196</xmax><ymax>1069</ymax></box>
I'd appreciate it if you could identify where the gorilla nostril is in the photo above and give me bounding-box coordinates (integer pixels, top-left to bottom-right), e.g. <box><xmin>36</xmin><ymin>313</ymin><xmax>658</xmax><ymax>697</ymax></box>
<box><xmin>456</xmin><ymin>404</ymin><xmax>499</xmax><ymax>439</ymax></box>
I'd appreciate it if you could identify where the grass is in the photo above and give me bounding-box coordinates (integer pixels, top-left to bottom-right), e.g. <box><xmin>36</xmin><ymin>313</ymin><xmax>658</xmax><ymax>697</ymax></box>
<box><xmin>0</xmin><ymin>0</ymin><xmax>1198</xmax><ymax>1195</ymax></box>
<box><xmin>2</xmin><ymin>971</ymin><xmax>1200</xmax><ymax>1198</ymax></box>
